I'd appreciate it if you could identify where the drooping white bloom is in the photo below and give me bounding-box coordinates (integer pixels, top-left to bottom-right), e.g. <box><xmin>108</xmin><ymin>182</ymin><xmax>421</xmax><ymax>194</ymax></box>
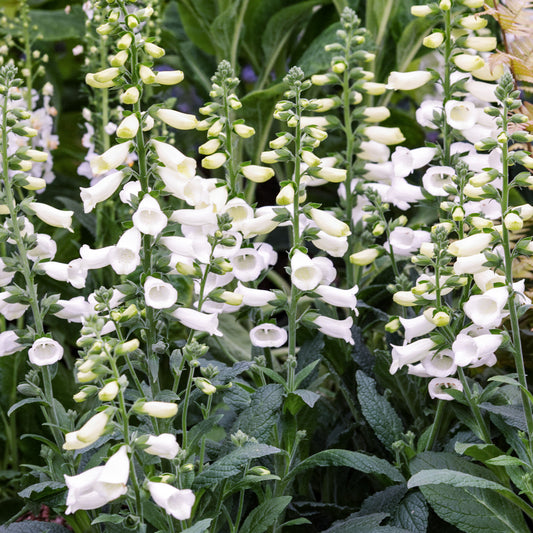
<box><xmin>463</xmin><ymin>286</ymin><xmax>508</xmax><ymax>328</ymax></box>
<box><xmin>143</xmin><ymin>433</ymin><xmax>180</xmax><ymax>459</ymax></box>
<box><xmin>416</xmin><ymin>99</ymin><xmax>443</xmax><ymax>129</ymax></box>
<box><xmin>54</xmin><ymin>296</ymin><xmax>93</xmax><ymax>323</ymax></box>
<box><xmin>0</xmin><ymin>330</ymin><xmax>24</xmax><ymax>357</ymax></box>
<box><xmin>422</xmin><ymin>166</ymin><xmax>455</xmax><ymax>196</ymax></box>
<box><xmin>132</xmin><ymin>194</ymin><xmax>167</xmax><ymax>236</ymax></box>
<box><xmin>313</xmin><ymin>315</ymin><xmax>354</xmax><ymax>344</ymax></box>
<box><xmin>453</xmin><ymin>252</ymin><xmax>490</xmax><ymax>275</ymax></box>
<box><xmin>448</xmin><ymin>232</ymin><xmax>492</xmax><ymax>257</ymax></box>
<box><xmin>109</xmin><ymin>228</ymin><xmax>142</xmax><ymax>275</ymax></box>
<box><xmin>290</xmin><ymin>250</ymin><xmax>323</xmax><ymax>291</ymax></box>
<box><xmin>428</xmin><ymin>377</ymin><xmax>463</xmax><ymax>401</ymax></box>
<box><xmin>144</xmin><ymin>276</ymin><xmax>178</xmax><ymax>309</ymax></box>
<box><xmin>172</xmin><ymin>308</ymin><xmax>222</xmax><ymax>336</ymax></box>
<box><xmin>390</xmin><ymin>338</ymin><xmax>436</xmax><ymax>374</ymax></box>
<box><xmin>399</xmin><ymin>315</ymin><xmax>437</xmax><ymax>343</ymax></box>
<box><xmin>444</xmin><ymin>100</ymin><xmax>477</xmax><ymax>130</ymax></box>
<box><xmin>170</xmin><ymin>206</ymin><xmax>218</xmax><ymax>227</ymax></box>
<box><xmin>90</xmin><ymin>141</ymin><xmax>132</xmax><ymax>176</ymax></box>
<box><xmin>230</xmin><ymin>248</ymin><xmax>264</xmax><ymax>282</ymax></box>
<box><xmin>313</xmin><ymin>231</ymin><xmax>349</xmax><ymax>257</ymax></box>
<box><xmin>452</xmin><ymin>331</ymin><xmax>502</xmax><ymax>367</ymax></box>
<box><xmin>139</xmin><ymin>401</ymin><xmax>178</xmax><ymax>418</ymax></box>
<box><xmin>119</xmin><ymin>180</ymin><xmax>142</xmax><ymax>206</ymax></box>
<box><xmin>315</xmin><ymin>284</ymin><xmax>358</xmax><ymax>311</ymax></box>
<box><xmin>309</xmin><ymin>208</ymin><xmax>350</xmax><ymax>237</ymax></box>
<box><xmin>0</xmin><ymin>292</ymin><xmax>29</xmax><ymax>321</ymax></box>
<box><xmin>80</xmin><ymin>171</ymin><xmax>124</xmax><ymax>213</ymax></box>
<box><xmin>27</xmin><ymin>202</ymin><xmax>74</xmax><ymax>232</ymax></box>
<box><xmin>464</xmin><ymin>79</ymin><xmax>498</xmax><ymax>102</ymax></box>
<box><xmin>391</xmin><ymin>146</ymin><xmax>436</xmax><ymax>178</ymax></box>
<box><xmin>64</xmin><ymin>446</ymin><xmax>129</xmax><ymax>514</ymax></box>
<box><xmin>235</xmin><ymin>283</ymin><xmax>275</xmax><ymax>307</ymax></box>
<box><xmin>250</xmin><ymin>323</ymin><xmax>288</xmax><ymax>347</ymax></box>
<box><xmin>364</xmin><ymin>126</ymin><xmax>405</xmax><ymax>145</ymax></box>
<box><xmin>79</xmin><ymin>245</ymin><xmax>113</xmax><ymax>270</ymax></box>
<box><xmin>40</xmin><ymin>259</ymin><xmax>88</xmax><ymax>289</ymax></box>
<box><xmin>386</xmin><ymin>227</ymin><xmax>431</xmax><ymax>257</ymax></box>
<box><xmin>421</xmin><ymin>350</ymin><xmax>457</xmax><ymax>378</ymax></box>
<box><xmin>358</xmin><ymin>140</ymin><xmax>390</xmax><ymax>163</ymax></box>
<box><xmin>152</xmin><ymin>140</ymin><xmax>196</xmax><ymax>177</ymax></box>
<box><xmin>27</xmin><ymin>234</ymin><xmax>57</xmax><ymax>261</ymax></box>
<box><xmin>63</xmin><ymin>412</ymin><xmax>110</xmax><ymax>450</ymax></box>
<box><xmin>147</xmin><ymin>482</ymin><xmax>195</xmax><ymax>520</ymax></box>
<box><xmin>387</xmin><ymin>70</ymin><xmax>432</xmax><ymax>90</ymax></box>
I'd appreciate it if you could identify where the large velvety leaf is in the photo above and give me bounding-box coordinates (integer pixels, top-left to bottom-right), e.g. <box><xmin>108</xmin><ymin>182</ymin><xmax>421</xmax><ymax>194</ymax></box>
<box><xmin>390</xmin><ymin>492</ymin><xmax>428</xmax><ymax>533</ymax></box>
<box><xmin>175</xmin><ymin>0</ymin><xmax>216</xmax><ymax>55</ymax></box>
<box><xmin>0</xmin><ymin>523</ymin><xmax>71</xmax><ymax>533</ymax></box>
<box><xmin>18</xmin><ymin>481</ymin><xmax>65</xmax><ymax>500</ymax></box>
<box><xmin>356</xmin><ymin>371</ymin><xmax>404</xmax><ymax>450</ymax></box>
<box><xmin>180</xmin><ymin>519</ymin><xmax>213</xmax><ymax>533</ymax></box>
<box><xmin>323</xmin><ymin>512</ymin><xmax>412</xmax><ymax>532</ymax></box>
<box><xmin>359</xmin><ymin>485</ymin><xmax>407</xmax><ymax>516</ymax></box>
<box><xmin>193</xmin><ymin>442</ymin><xmax>281</xmax><ymax>489</ymax></box>
<box><xmin>289</xmin><ymin>449</ymin><xmax>404</xmax><ymax>483</ymax></box>
<box><xmin>479</xmin><ymin>403</ymin><xmax>527</xmax><ymax>431</ymax></box>
<box><xmin>297</xmin><ymin>23</ymin><xmax>340</xmax><ymax>77</ymax></box>
<box><xmin>239</xmin><ymin>496</ymin><xmax>291</xmax><ymax>533</ymax></box>
<box><xmin>410</xmin><ymin>452</ymin><xmax>529</xmax><ymax>533</ymax></box>
<box><xmin>27</xmin><ymin>6</ymin><xmax>85</xmax><ymax>41</ymax></box>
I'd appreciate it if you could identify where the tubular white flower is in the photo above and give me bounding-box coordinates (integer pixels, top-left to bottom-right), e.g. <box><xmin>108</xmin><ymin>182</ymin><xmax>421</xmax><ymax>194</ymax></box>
<box><xmin>453</xmin><ymin>53</ymin><xmax>484</xmax><ymax>72</ymax></box>
<box><xmin>144</xmin><ymin>276</ymin><xmax>178</xmax><ymax>309</ymax></box>
<box><xmin>116</xmin><ymin>114</ymin><xmax>140</xmax><ymax>139</ymax></box>
<box><xmin>143</xmin><ymin>433</ymin><xmax>180</xmax><ymax>459</ymax></box>
<box><xmin>27</xmin><ymin>234</ymin><xmax>57</xmax><ymax>261</ymax></box>
<box><xmin>80</xmin><ymin>171</ymin><xmax>124</xmax><ymax>213</ymax></box>
<box><xmin>235</xmin><ymin>282</ymin><xmax>275</xmax><ymax>307</ymax></box>
<box><xmin>386</xmin><ymin>227</ymin><xmax>431</xmax><ymax>257</ymax></box>
<box><xmin>54</xmin><ymin>296</ymin><xmax>93</xmax><ymax>323</ymax></box>
<box><xmin>350</xmin><ymin>248</ymin><xmax>379</xmax><ymax>266</ymax></box>
<box><xmin>309</xmin><ymin>208</ymin><xmax>350</xmax><ymax>237</ymax></box>
<box><xmin>444</xmin><ymin>100</ymin><xmax>477</xmax><ymax>130</ymax></box>
<box><xmin>390</xmin><ymin>338</ymin><xmax>436</xmax><ymax>374</ymax></box>
<box><xmin>119</xmin><ymin>180</ymin><xmax>142</xmax><ymax>206</ymax></box>
<box><xmin>448</xmin><ymin>232</ymin><xmax>492</xmax><ymax>257</ymax></box>
<box><xmin>364</xmin><ymin>126</ymin><xmax>405</xmax><ymax>145</ymax></box>
<box><xmin>63</xmin><ymin>412</ymin><xmax>109</xmax><ymax>450</ymax></box>
<box><xmin>132</xmin><ymin>195</ymin><xmax>167</xmax><ymax>236</ymax></box>
<box><xmin>428</xmin><ymin>377</ymin><xmax>463</xmax><ymax>401</ymax></box>
<box><xmin>421</xmin><ymin>350</ymin><xmax>457</xmax><ymax>378</ymax></box>
<box><xmin>64</xmin><ymin>446</ymin><xmax>129</xmax><ymax>514</ymax></box>
<box><xmin>315</xmin><ymin>284</ymin><xmax>358</xmax><ymax>311</ymax></box>
<box><xmin>147</xmin><ymin>482</ymin><xmax>195</xmax><ymax>520</ymax></box>
<box><xmin>230</xmin><ymin>249</ymin><xmax>264</xmax><ymax>282</ymax></box>
<box><xmin>0</xmin><ymin>330</ymin><xmax>24</xmax><ymax>357</ymax></box>
<box><xmin>314</xmin><ymin>166</ymin><xmax>347</xmax><ymax>183</ymax></box>
<box><xmin>465</xmin><ymin>36</ymin><xmax>497</xmax><ymax>52</ymax></box>
<box><xmin>109</xmin><ymin>228</ymin><xmax>142</xmax><ymax>275</ymax></box>
<box><xmin>139</xmin><ymin>401</ymin><xmax>178</xmax><ymax>418</ymax></box>
<box><xmin>157</xmin><ymin>108</ymin><xmax>198</xmax><ymax>130</ymax></box>
<box><xmin>391</xmin><ymin>146</ymin><xmax>437</xmax><ymax>178</ymax></box>
<box><xmin>463</xmin><ymin>286</ymin><xmax>508</xmax><ymax>328</ymax></box>
<box><xmin>170</xmin><ymin>206</ymin><xmax>217</xmax><ymax>227</ymax></box>
<box><xmin>387</xmin><ymin>71</ymin><xmax>432</xmax><ymax>90</ymax></box>
<box><xmin>313</xmin><ymin>231</ymin><xmax>349</xmax><ymax>258</ymax></box>
<box><xmin>172</xmin><ymin>308</ymin><xmax>222</xmax><ymax>336</ymax></box>
<box><xmin>399</xmin><ymin>315</ymin><xmax>437</xmax><ymax>343</ymax></box>
<box><xmin>453</xmin><ymin>253</ymin><xmax>490</xmax><ymax>275</ymax></box>
<box><xmin>422</xmin><ymin>166</ymin><xmax>455</xmax><ymax>196</ymax></box>
<box><xmin>241</xmin><ymin>165</ymin><xmax>275</xmax><ymax>183</ymax></box>
<box><xmin>359</xmin><ymin>140</ymin><xmax>390</xmax><ymax>163</ymax></box>
<box><xmin>313</xmin><ymin>315</ymin><xmax>354</xmax><ymax>345</ymax></box>
<box><xmin>452</xmin><ymin>332</ymin><xmax>502</xmax><ymax>367</ymax></box>
<box><xmin>28</xmin><ymin>337</ymin><xmax>64</xmax><ymax>367</ymax></box>
<box><xmin>250</xmin><ymin>323</ymin><xmax>288</xmax><ymax>347</ymax></box>
<box><xmin>28</xmin><ymin>202</ymin><xmax>74</xmax><ymax>232</ymax></box>
<box><xmin>290</xmin><ymin>250</ymin><xmax>323</xmax><ymax>291</ymax></box>
<box><xmin>152</xmin><ymin>140</ymin><xmax>196</xmax><ymax>177</ymax></box>
<box><xmin>464</xmin><ymin>79</ymin><xmax>498</xmax><ymax>102</ymax></box>
<box><xmin>79</xmin><ymin>244</ymin><xmax>113</xmax><ymax>270</ymax></box>
<box><xmin>90</xmin><ymin>141</ymin><xmax>132</xmax><ymax>176</ymax></box>
<box><xmin>154</xmin><ymin>70</ymin><xmax>184</xmax><ymax>85</ymax></box>
<box><xmin>0</xmin><ymin>292</ymin><xmax>29</xmax><ymax>321</ymax></box>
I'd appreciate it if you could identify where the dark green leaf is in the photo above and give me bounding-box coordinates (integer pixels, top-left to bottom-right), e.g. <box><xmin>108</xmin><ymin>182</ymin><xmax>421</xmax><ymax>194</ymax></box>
<box><xmin>8</xmin><ymin>397</ymin><xmax>47</xmax><ymax>417</ymax></box>
<box><xmin>297</xmin><ymin>23</ymin><xmax>340</xmax><ymax>77</ymax></box>
<box><xmin>0</xmin><ymin>523</ymin><xmax>71</xmax><ymax>533</ymax></box>
<box><xmin>480</xmin><ymin>403</ymin><xmax>527</xmax><ymax>431</ymax></box>
<box><xmin>360</xmin><ymin>485</ymin><xmax>407</xmax><ymax>516</ymax></box>
<box><xmin>18</xmin><ymin>481</ymin><xmax>65</xmax><ymax>500</ymax></box>
<box><xmin>92</xmin><ymin>514</ymin><xmax>125</xmax><ymax>525</ymax></box>
<box><xmin>239</xmin><ymin>496</ymin><xmax>291</xmax><ymax>533</ymax></box>
<box><xmin>390</xmin><ymin>492</ymin><xmax>428</xmax><ymax>533</ymax></box>
<box><xmin>180</xmin><ymin>519</ymin><xmax>213</xmax><ymax>533</ymax></box>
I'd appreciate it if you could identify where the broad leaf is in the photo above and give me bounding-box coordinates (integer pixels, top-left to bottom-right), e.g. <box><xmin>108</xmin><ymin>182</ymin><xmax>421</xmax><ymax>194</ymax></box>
<box><xmin>391</xmin><ymin>492</ymin><xmax>428</xmax><ymax>533</ymax></box>
<box><xmin>0</xmin><ymin>524</ymin><xmax>71</xmax><ymax>533</ymax></box>
<box><xmin>18</xmin><ymin>481</ymin><xmax>65</xmax><ymax>500</ymax></box>
<box><xmin>239</xmin><ymin>496</ymin><xmax>291</xmax><ymax>533</ymax></box>
<box><xmin>180</xmin><ymin>519</ymin><xmax>213</xmax><ymax>533</ymax></box>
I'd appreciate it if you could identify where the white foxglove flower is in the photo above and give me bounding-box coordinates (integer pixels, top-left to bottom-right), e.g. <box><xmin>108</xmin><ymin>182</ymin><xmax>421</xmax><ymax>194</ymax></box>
<box><xmin>422</xmin><ymin>166</ymin><xmax>455</xmax><ymax>196</ymax></box>
<box><xmin>27</xmin><ymin>234</ymin><xmax>57</xmax><ymax>261</ymax></box>
<box><xmin>382</xmin><ymin>179</ymin><xmax>424</xmax><ymax>210</ymax></box>
<box><xmin>463</xmin><ymin>286</ymin><xmax>508</xmax><ymax>328</ymax></box>
<box><xmin>132</xmin><ymin>195</ymin><xmax>167</xmax><ymax>236</ymax></box>
<box><xmin>416</xmin><ymin>100</ymin><xmax>443</xmax><ymax>129</ymax></box>
<box><xmin>64</xmin><ymin>446</ymin><xmax>129</xmax><ymax>514</ymax></box>
<box><xmin>473</xmin><ymin>270</ymin><xmax>505</xmax><ymax>292</ymax></box>
<box><xmin>230</xmin><ymin>249</ymin><xmax>264</xmax><ymax>282</ymax></box>
<box><xmin>313</xmin><ymin>231</ymin><xmax>349</xmax><ymax>258</ymax></box>
<box><xmin>40</xmin><ymin>260</ymin><xmax>88</xmax><ymax>289</ymax></box>
<box><xmin>242</xmin><ymin>165</ymin><xmax>275</xmax><ymax>183</ymax></box>
<box><xmin>116</xmin><ymin>114</ymin><xmax>140</xmax><ymax>139</ymax></box>
<box><xmin>390</xmin><ymin>338</ymin><xmax>436</xmax><ymax>374</ymax></box>
<box><xmin>172</xmin><ymin>308</ymin><xmax>222</xmax><ymax>336</ymax></box>
<box><xmin>0</xmin><ymin>330</ymin><xmax>24</xmax><ymax>357</ymax></box>
<box><xmin>313</xmin><ymin>315</ymin><xmax>354</xmax><ymax>344</ymax></box>
<box><xmin>147</xmin><ymin>482</ymin><xmax>195</xmax><ymax>520</ymax></box>
<box><xmin>170</xmin><ymin>206</ymin><xmax>218</xmax><ymax>227</ymax></box>
<box><xmin>79</xmin><ymin>245</ymin><xmax>113</xmax><ymax>269</ymax></box>
<box><xmin>0</xmin><ymin>258</ymin><xmax>14</xmax><ymax>287</ymax></box>
<box><xmin>224</xmin><ymin>198</ymin><xmax>254</xmax><ymax>225</ymax></box>
<box><xmin>157</xmin><ymin>109</ymin><xmax>198</xmax><ymax>130</ymax></box>
<box><xmin>80</xmin><ymin>171</ymin><xmax>124</xmax><ymax>213</ymax></box>
<box><xmin>63</xmin><ymin>411</ymin><xmax>110</xmax><ymax>450</ymax></box>
<box><xmin>139</xmin><ymin>401</ymin><xmax>178</xmax><ymax>418</ymax></box>
<box><xmin>144</xmin><ymin>276</ymin><xmax>178</xmax><ymax>309</ymax></box>
<box><xmin>453</xmin><ymin>252</ymin><xmax>490</xmax><ymax>275</ymax></box>
<box><xmin>364</xmin><ymin>126</ymin><xmax>405</xmax><ymax>145</ymax></box>
<box><xmin>358</xmin><ymin>140</ymin><xmax>390</xmax><ymax>163</ymax></box>
<box><xmin>428</xmin><ymin>377</ymin><xmax>463</xmax><ymax>401</ymax></box>
<box><xmin>28</xmin><ymin>202</ymin><xmax>74</xmax><ymax>232</ymax></box>
<box><xmin>250</xmin><ymin>323</ymin><xmax>287</xmax><ymax>347</ymax></box>
<box><xmin>421</xmin><ymin>350</ymin><xmax>457</xmax><ymax>378</ymax></box>
<box><xmin>444</xmin><ymin>100</ymin><xmax>477</xmax><ymax>130</ymax></box>
<box><xmin>152</xmin><ymin>140</ymin><xmax>196</xmax><ymax>177</ymax></box>
<box><xmin>387</xmin><ymin>70</ymin><xmax>432</xmax><ymax>90</ymax></box>
<box><xmin>315</xmin><ymin>284</ymin><xmax>358</xmax><ymax>311</ymax></box>
<box><xmin>109</xmin><ymin>228</ymin><xmax>142</xmax><ymax>275</ymax></box>
<box><xmin>235</xmin><ymin>283</ymin><xmax>275</xmax><ymax>307</ymax></box>
<box><xmin>399</xmin><ymin>315</ymin><xmax>437</xmax><ymax>343</ymax></box>
<box><xmin>240</xmin><ymin>213</ymin><xmax>279</xmax><ymax>238</ymax></box>
<box><xmin>143</xmin><ymin>433</ymin><xmax>180</xmax><ymax>459</ymax></box>
<box><xmin>448</xmin><ymin>232</ymin><xmax>492</xmax><ymax>257</ymax></box>
<box><xmin>90</xmin><ymin>141</ymin><xmax>132</xmax><ymax>176</ymax></box>
<box><xmin>465</xmin><ymin>79</ymin><xmax>498</xmax><ymax>102</ymax></box>
<box><xmin>290</xmin><ymin>250</ymin><xmax>323</xmax><ymax>291</ymax></box>
<box><xmin>119</xmin><ymin>180</ymin><xmax>142</xmax><ymax>206</ymax></box>
<box><xmin>309</xmin><ymin>208</ymin><xmax>350</xmax><ymax>237</ymax></box>
<box><xmin>452</xmin><ymin>332</ymin><xmax>502</xmax><ymax>367</ymax></box>
<box><xmin>391</xmin><ymin>146</ymin><xmax>436</xmax><ymax>178</ymax></box>
<box><xmin>55</xmin><ymin>296</ymin><xmax>93</xmax><ymax>323</ymax></box>
<box><xmin>0</xmin><ymin>292</ymin><xmax>29</xmax><ymax>321</ymax></box>
<box><xmin>386</xmin><ymin>227</ymin><xmax>431</xmax><ymax>257</ymax></box>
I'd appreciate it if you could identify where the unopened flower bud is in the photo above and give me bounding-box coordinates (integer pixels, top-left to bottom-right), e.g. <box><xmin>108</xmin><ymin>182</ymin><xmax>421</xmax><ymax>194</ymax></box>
<box><xmin>98</xmin><ymin>380</ymin><xmax>120</xmax><ymax>401</ymax></box>
<box><xmin>202</xmin><ymin>153</ymin><xmax>227</xmax><ymax>169</ymax></box>
<box><xmin>117</xmin><ymin>33</ymin><xmax>133</xmax><ymax>50</ymax></box>
<box><xmin>110</xmin><ymin>50</ymin><xmax>128</xmax><ymax>67</ymax></box>
<box><xmin>393</xmin><ymin>291</ymin><xmax>418</xmax><ymax>306</ymax></box>
<box><xmin>350</xmin><ymin>248</ymin><xmax>379</xmax><ymax>266</ymax></box>
<box><xmin>139</xmin><ymin>65</ymin><xmax>156</xmax><ymax>84</ymax></box>
<box><xmin>411</xmin><ymin>5</ymin><xmax>433</xmax><ymax>17</ymax></box>
<box><xmin>504</xmin><ymin>212</ymin><xmax>523</xmax><ymax>231</ymax></box>
<box><xmin>385</xmin><ymin>317</ymin><xmax>401</xmax><ymax>333</ymax></box>
<box><xmin>423</xmin><ymin>32</ymin><xmax>444</xmax><ymax>48</ymax></box>
<box><xmin>145</xmin><ymin>42</ymin><xmax>165</xmax><ymax>58</ymax></box>
<box><xmin>115</xmin><ymin>339</ymin><xmax>139</xmax><ymax>355</ymax></box>
<box><xmin>195</xmin><ymin>378</ymin><xmax>217</xmax><ymax>395</ymax></box>
<box><xmin>120</xmin><ymin>86</ymin><xmax>140</xmax><ymax>105</ymax></box>
<box><xmin>233</xmin><ymin>123</ymin><xmax>255</xmax><ymax>138</ymax></box>
<box><xmin>419</xmin><ymin>242</ymin><xmax>435</xmax><ymax>258</ymax></box>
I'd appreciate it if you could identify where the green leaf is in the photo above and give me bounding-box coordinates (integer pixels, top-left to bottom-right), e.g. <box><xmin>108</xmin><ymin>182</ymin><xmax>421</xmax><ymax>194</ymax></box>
<box><xmin>480</xmin><ymin>403</ymin><xmax>527</xmax><ymax>431</ymax></box>
<box><xmin>297</xmin><ymin>23</ymin><xmax>341</xmax><ymax>77</ymax></box>
<box><xmin>180</xmin><ymin>519</ymin><xmax>213</xmax><ymax>533</ymax></box>
<box><xmin>356</xmin><ymin>370</ymin><xmax>404</xmax><ymax>450</ymax></box>
<box><xmin>395</xmin><ymin>17</ymin><xmax>435</xmax><ymax>72</ymax></box>
<box><xmin>454</xmin><ymin>442</ymin><xmax>504</xmax><ymax>465</ymax></box>
<box><xmin>410</xmin><ymin>452</ymin><xmax>530</xmax><ymax>533</ymax></box>
<box><xmin>286</xmin><ymin>389</ymin><xmax>320</xmax><ymax>415</ymax></box>
<box><xmin>8</xmin><ymin>397</ymin><xmax>47</xmax><ymax>417</ymax></box>
<box><xmin>323</xmin><ymin>512</ymin><xmax>412</xmax><ymax>532</ymax></box>
<box><xmin>233</xmin><ymin>384</ymin><xmax>284</xmax><ymax>442</ymax></box>
<box><xmin>280</xmin><ymin>518</ymin><xmax>312</xmax><ymax>527</ymax></box>
<box><xmin>25</xmin><ymin>6</ymin><xmax>85</xmax><ymax>41</ymax></box>
<box><xmin>193</xmin><ymin>442</ymin><xmax>281</xmax><ymax>489</ymax></box>
<box><xmin>486</xmin><ymin>456</ymin><xmax>528</xmax><ymax>467</ymax></box>
<box><xmin>294</xmin><ymin>358</ymin><xmax>321</xmax><ymax>389</ymax></box>
<box><xmin>360</xmin><ymin>485</ymin><xmax>407</xmax><ymax>516</ymax></box>
<box><xmin>0</xmin><ymin>523</ymin><xmax>71</xmax><ymax>533</ymax></box>
<box><xmin>176</xmin><ymin>0</ymin><xmax>216</xmax><ymax>55</ymax></box>
<box><xmin>289</xmin><ymin>449</ymin><xmax>405</xmax><ymax>483</ymax></box>
<box><xmin>17</xmin><ymin>481</ymin><xmax>65</xmax><ymax>500</ymax></box>
<box><xmin>92</xmin><ymin>514</ymin><xmax>125</xmax><ymax>525</ymax></box>
<box><xmin>208</xmin><ymin>313</ymin><xmax>254</xmax><ymax>361</ymax></box>
<box><xmin>391</xmin><ymin>492</ymin><xmax>428</xmax><ymax>533</ymax></box>
<box><xmin>239</xmin><ymin>496</ymin><xmax>291</xmax><ymax>533</ymax></box>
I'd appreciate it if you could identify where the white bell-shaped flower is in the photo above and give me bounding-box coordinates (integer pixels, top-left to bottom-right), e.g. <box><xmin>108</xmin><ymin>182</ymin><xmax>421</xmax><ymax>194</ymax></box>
<box><xmin>448</xmin><ymin>232</ymin><xmax>492</xmax><ymax>257</ymax></box>
<box><xmin>463</xmin><ymin>286</ymin><xmax>508</xmax><ymax>328</ymax></box>
<box><xmin>235</xmin><ymin>282</ymin><xmax>275</xmax><ymax>307</ymax></box>
<box><xmin>143</xmin><ymin>433</ymin><xmax>180</xmax><ymax>459</ymax></box>
<box><xmin>452</xmin><ymin>331</ymin><xmax>502</xmax><ymax>367</ymax></box>
<box><xmin>428</xmin><ymin>377</ymin><xmax>463</xmax><ymax>401</ymax></box>
<box><xmin>391</xmin><ymin>146</ymin><xmax>436</xmax><ymax>178</ymax></box>
<box><xmin>54</xmin><ymin>296</ymin><xmax>93</xmax><ymax>323</ymax></box>
<box><xmin>144</xmin><ymin>276</ymin><xmax>178</xmax><ymax>309</ymax></box>
<box><xmin>290</xmin><ymin>250</ymin><xmax>323</xmax><ymax>291</ymax></box>
<box><xmin>0</xmin><ymin>330</ymin><xmax>24</xmax><ymax>357</ymax></box>
<box><xmin>172</xmin><ymin>308</ymin><xmax>222</xmax><ymax>336</ymax></box>
<box><xmin>390</xmin><ymin>338</ymin><xmax>436</xmax><ymax>374</ymax></box>
<box><xmin>313</xmin><ymin>315</ymin><xmax>354</xmax><ymax>344</ymax></box>
<box><xmin>28</xmin><ymin>202</ymin><xmax>74</xmax><ymax>232</ymax></box>
<box><xmin>27</xmin><ymin>234</ymin><xmax>57</xmax><ymax>261</ymax></box>
<box><xmin>63</xmin><ymin>411</ymin><xmax>110</xmax><ymax>451</ymax></box>
<box><xmin>313</xmin><ymin>231</ymin><xmax>349</xmax><ymax>258</ymax></box>
<box><xmin>119</xmin><ymin>180</ymin><xmax>142</xmax><ymax>206</ymax></box>
<box><xmin>422</xmin><ymin>166</ymin><xmax>455</xmax><ymax>196</ymax></box>
<box><xmin>453</xmin><ymin>252</ymin><xmax>490</xmax><ymax>275</ymax></box>
<box><xmin>444</xmin><ymin>100</ymin><xmax>477</xmax><ymax>130</ymax></box>
<box><xmin>170</xmin><ymin>206</ymin><xmax>218</xmax><ymax>227</ymax></box>
<box><xmin>250</xmin><ymin>323</ymin><xmax>288</xmax><ymax>347</ymax></box>
<box><xmin>80</xmin><ymin>171</ymin><xmax>124</xmax><ymax>213</ymax></box>
<box><xmin>421</xmin><ymin>350</ymin><xmax>457</xmax><ymax>378</ymax></box>
<box><xmin>0</xmin><ymin>292</ymin><xmax>29</xmax><ymax>321</ymax></box>
<box><xmin>315</xmin><ymin>284</ymin><xmax>358</xmax><ymax>311</ymax></box>
<box><xmin>358</xmin><ymin>140</ymin><xmax>390</xmax><ymax>163</ymax></box>
<box><xmin>90</xmin><ymin>141</ymin><xmax>132</xmax><ymax>176</ymax></box>
<box><xmin>386</xmin><ymin>227</ymin><xmax>431</xmax><ymax>257</ymax></box>
<box><xmin>152</xmin><ymin>140</ymin><xmax>196</xmax><ymax>178</ymax></box>
<box><xmin>79</xmin><ymin>244</ymin><xmax>113</xmax><ymax>270</ymax></box>
<box><xmin>147</xmin><ymin>482</ymin><xmax>195</xmax><ymax>521</ymax></box>
<box><xmin>387</xmin><ymin>70</ymin><xmax>432</xmax><ymax>90</ymax></box>
<box><xmin>109</xmin><ymin>227</ymin><xmax>142</xmax><ymax>275</ymax></box>
<box><xmin>399</xmin><ymin>314</ymin><xmax>437</xmax><ymax>343</ymax></box>
<box><xmin>230</xmin><ymin>248</ymin><xmax>264</xmax><ymax>282</ymax></box>
<box><xmin>132</xmin><ymin>195</ymin><xmax>167</xmax><ymax>236</ymax></box>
